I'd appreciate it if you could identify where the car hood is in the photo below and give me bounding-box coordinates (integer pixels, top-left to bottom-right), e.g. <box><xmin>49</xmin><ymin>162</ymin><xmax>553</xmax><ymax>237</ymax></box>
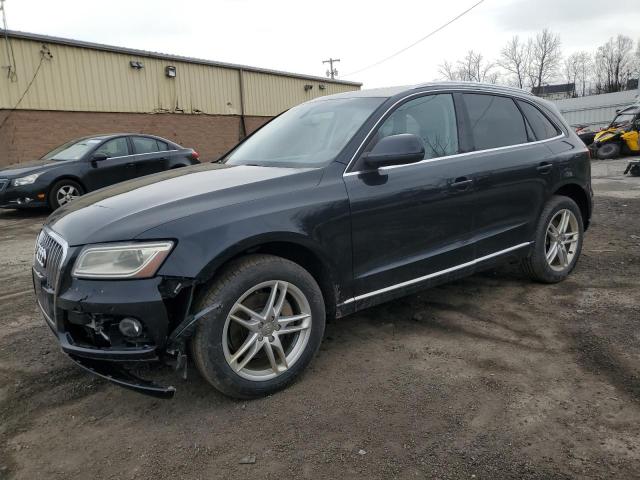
<box><xmin>0</xmin><ymin>159</ymin><xmax>62</xmax><ymax>177</ymax></box>
<box><xmin>46</xmin><ymin>162</ymin><xmax>322</xmax><ymax>246</ymax></box>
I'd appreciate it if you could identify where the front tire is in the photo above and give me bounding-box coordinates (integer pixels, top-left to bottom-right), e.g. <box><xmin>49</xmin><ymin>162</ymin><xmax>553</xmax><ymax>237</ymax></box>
<box><xmin>48</xmin><ymin>179</ymin><xmax>84</xmax><ymax>210</ymax></box>
<box><xmin>597</xmin><ymin>143</ymin><xmax>620</xmax><ymax>159</ymax></box>
<box><xmin>521</xmin><ymin>195</ymin><xmax>584</xmax><ymax>284</ymax></box>
<box><xmin>191</xmin><ymin>254</ymin><xmax>326</xmax><ymax>399</ymax></box>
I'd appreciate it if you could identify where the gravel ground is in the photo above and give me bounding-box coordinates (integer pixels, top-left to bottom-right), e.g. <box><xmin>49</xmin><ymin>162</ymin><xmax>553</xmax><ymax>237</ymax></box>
<box><xmin>0</xmin><ymin>158</ymin><xmax>639</xmax><ymax>479</ymax></box>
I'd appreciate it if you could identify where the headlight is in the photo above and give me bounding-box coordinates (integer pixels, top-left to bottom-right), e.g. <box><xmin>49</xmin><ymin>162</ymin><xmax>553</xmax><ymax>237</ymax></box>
<box><xmin>72</xmin><ymin>241</ymin><xmax>174</xmax><ymax>279</ymax></box>
<box><xmin>13</xmin><ymin>173</ymin><xmax>41</xmax><ymax>186</ymax></box>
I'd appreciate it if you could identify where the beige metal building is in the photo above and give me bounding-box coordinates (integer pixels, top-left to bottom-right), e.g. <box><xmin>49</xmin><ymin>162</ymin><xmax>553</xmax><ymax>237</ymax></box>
<box><xmin>0</xmin><ymin>30</ymin><xmax>361</xmax><ymax>166</ymax></box>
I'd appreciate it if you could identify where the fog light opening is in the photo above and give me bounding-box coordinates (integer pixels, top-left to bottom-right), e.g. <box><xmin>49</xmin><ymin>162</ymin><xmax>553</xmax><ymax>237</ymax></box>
<box><xmin>119</xmin><ymin>317</ymin><xmax>143</xmax><ymax>337</ymax></box>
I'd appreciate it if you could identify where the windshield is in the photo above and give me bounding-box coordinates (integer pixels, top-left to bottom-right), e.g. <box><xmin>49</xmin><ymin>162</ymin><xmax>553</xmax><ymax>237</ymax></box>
<box><xmin>225</xmin><ymin>97</ymin><xmax>384</xmax><ymax>168</ymax></box>
<box><xmin>611</xmin><ymin>109</ymin><xmax>638</xmax><ymax>127</ymax></box>
<box><xmin>41</xmin><ymin>137</ymin><xmax>104</xmax><ymax>161</ymax></box>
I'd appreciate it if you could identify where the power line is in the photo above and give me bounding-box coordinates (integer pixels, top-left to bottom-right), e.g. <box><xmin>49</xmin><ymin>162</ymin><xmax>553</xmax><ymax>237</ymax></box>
<box><xmin>0</xmin><ymin>45</ymin><xmax>50</xmax><ymax>132</ymax></box>
<box><xmin>1</xmin><ymin>0</ymin><xmax>18</xmax><ymax>81</ymax></box>
<box><xmin>342</xmin><ymin>0</ymin><xmax>486</xmax><ymax>77</ymax></box>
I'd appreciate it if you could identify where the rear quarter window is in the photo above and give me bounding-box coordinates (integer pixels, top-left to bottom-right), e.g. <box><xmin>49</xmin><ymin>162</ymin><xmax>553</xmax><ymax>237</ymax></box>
<box><xmin>517</xmin><ymin>101</ymin><xmax>561</xmax><ymax>140</ymax></box>
<box><xmin>463</xmin><ymin>94</ymin><xmax>528</xmax><ymax>150</ymax></box>
<box><xmin>132</xmin><ymin>136</ymin><xmax>161</xmax><ymax>154</ymax></box>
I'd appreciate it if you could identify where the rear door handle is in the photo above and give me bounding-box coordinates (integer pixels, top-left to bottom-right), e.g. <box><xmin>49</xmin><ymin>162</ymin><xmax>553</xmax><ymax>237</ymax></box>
<box><xmin>451</xmin><ymin>177</ymin><xmax>473</xmax><ymax>190</ymax></box>
<box><xmin>537</xmin><ymin>162</ymin><xmax>552</xmax><ymax>174</ymax></box>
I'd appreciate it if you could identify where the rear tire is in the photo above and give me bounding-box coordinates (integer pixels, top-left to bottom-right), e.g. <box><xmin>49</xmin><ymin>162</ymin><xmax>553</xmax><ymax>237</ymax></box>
<box><xmin>521</xmin><ymin>195</ymin><xmax>584</xmax><ymax>284</ymax></box>
<box><xmin>191</xmin><ymin>254</ymin><xmax>325</xmax><ymax>399</ymax></box>
<box><xmin>48</xmin><ymin>179</ymin><xmax>84</xmax><ymax>210</ymax></box>
<box><xmin>597</xmin><ymin>143</ymin><xmax>621</xmax><ymax>159</ymax></box>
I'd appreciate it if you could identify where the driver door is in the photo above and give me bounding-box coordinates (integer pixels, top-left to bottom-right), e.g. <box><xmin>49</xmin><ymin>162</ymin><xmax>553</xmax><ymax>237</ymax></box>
<box><xmin>343</xmin><ymin>93</ymin><xmax>476</xmax><ymax>307</ymax></box>
<box><xmin>85</xmin><ymin>137</ymin><xmax>135</xmax><ymax>190</ymax></box>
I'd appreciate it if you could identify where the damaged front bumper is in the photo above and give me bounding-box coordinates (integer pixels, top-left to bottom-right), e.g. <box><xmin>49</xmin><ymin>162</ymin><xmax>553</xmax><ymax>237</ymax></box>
<box><xmin>34</xmin><ymin>264</ymin><xmax>198</xmax><ymax>399</ymax></box>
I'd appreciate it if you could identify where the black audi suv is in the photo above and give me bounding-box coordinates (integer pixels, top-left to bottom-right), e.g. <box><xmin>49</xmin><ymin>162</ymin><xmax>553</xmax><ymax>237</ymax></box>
<box><xmin>0</xmin><ymin>134</ymin><xmax>199</xmax><ymax>210</ymax></box>
<box><xmin>32</xmin><ymin>82</ymin><xmax>592</xmax><ymax>399</ymax></box>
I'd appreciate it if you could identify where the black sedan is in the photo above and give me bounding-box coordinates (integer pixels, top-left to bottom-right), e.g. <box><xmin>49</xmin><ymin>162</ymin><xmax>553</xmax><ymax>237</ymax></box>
<box><xmin>0</xmin><ymin>134</ymin><xmax>200</xmax><ymax>210</ymax></box>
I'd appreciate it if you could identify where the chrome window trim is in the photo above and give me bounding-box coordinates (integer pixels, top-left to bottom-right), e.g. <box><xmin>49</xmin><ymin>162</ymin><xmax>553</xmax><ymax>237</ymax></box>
<box><xmin>93</xmin><ymin>149</ymin><xmax>179</xmax><ymax>161</ymax></box>
<box><xmin>342</xmin><ymin>88</ymin><xmax>566</xmax><ymax>177</ymax></box>
<box><xmin>338</xmin><ymin>242</ymin><xmax>531</xmax><ymax>306</ymax></box>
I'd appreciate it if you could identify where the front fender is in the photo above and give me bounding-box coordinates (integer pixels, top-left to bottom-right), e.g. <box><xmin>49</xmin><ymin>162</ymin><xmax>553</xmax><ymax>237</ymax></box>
<box><xmin>142</xmin><ymin>176</ymin><xmax>353</xmax><ymax>297</ymax></box>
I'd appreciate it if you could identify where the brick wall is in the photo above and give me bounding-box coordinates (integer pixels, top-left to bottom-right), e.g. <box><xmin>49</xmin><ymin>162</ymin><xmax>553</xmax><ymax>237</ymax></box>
<box><xmin>0</xmin><ymin>110</ymin><xmax>273</xmax><ymax>167</ymax></box>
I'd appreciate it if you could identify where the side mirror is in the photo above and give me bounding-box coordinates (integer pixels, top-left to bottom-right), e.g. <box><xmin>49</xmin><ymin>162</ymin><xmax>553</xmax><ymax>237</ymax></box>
<box><xmin>91</xmin><ymin>153</ymin><xmax>108</xmax><ymax>162</ymax></box>
<box><xmin>363</xmin><ymin>134</ymin><xmax>425</xmax><ymax>169</ymax></box>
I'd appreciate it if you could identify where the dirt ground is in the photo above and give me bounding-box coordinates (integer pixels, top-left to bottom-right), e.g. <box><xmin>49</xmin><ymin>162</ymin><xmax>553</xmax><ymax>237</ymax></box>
<box><xmin>1</xmin><ymin>158</ymin><xmax>639</xmax><ymax>479</ymax></box>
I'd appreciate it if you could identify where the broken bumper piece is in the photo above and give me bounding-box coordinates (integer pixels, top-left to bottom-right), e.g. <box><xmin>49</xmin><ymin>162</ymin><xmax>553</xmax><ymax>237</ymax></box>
<box><xmin>68</xmin><ymin>354</ymin><xmax>176</xmax><ymax>399</ymax></box>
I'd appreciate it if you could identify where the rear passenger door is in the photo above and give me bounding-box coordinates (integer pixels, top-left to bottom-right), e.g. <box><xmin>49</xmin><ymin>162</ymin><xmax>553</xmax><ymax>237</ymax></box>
<box><xmin>459</xmin><ymin>93</ymin><xmax>560</xmax><ymax>260</ymax></box>
<box><xmin>130</xmin><ymin>136</ymin><xmax>170</xmax><ymax>178</ymax></box>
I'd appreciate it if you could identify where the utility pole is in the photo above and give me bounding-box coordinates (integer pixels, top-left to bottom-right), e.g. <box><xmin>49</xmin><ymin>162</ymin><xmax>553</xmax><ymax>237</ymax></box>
<box><xmin>323</xmin><ymin>58</ymin><xmax>340</xmax><ymax>79</ymax></box>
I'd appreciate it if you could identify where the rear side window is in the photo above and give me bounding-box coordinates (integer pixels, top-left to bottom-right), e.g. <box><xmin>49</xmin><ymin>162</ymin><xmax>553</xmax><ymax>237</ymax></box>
<box><xmin>157</xmin><ymin>140</ymin><xmax>169</xmax><ymax>151</ymax></box>
<box><xmin>94</xmin><ymin>137</ymin><xmax>129</xmax><ymax>158</ymax></box>
<box><xmin>372</xmin><ymin>93</ymin><xmax>459</xmax><ymax>160</ymax></box>
<box><xmin>463</xmin><ymin>94</ymin><xmax>527</xmax><ymax>150</ymax></box>
<box><xmin>132</xmin><ymin>136</ymin><xmax>160</xmax><ymax>154</ymax></box>
<box><xmin>517</xmin><ymin>101</ymin><xmax>560</xmax><ymax>140</ymax></box>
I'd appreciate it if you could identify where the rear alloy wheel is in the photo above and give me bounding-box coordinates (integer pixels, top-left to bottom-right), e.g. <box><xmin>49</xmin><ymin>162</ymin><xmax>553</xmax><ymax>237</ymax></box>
<box><xmin>521</xmin><ymin>195</ymin><xmax>584</xmax><ymax>283</ymax></box>
<box><xmin>191</xmin><ymin>254</ymin><xmax>325</xmax><ymax>398</ymax></box>
<box><xmin>48</xmin><ymin>179</ymin><xmax>84</xmax><ymax>209</ymax></box>
<box><xmin>545</xmin><ymin>209</ymin><xmax>580</xmax><ymax>272</ymax></box>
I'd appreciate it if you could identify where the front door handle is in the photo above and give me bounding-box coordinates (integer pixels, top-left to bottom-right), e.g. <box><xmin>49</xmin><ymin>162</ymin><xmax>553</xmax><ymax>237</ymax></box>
<box><xmin>451</xmin><ymin>177</ymin><xmax>473</xmax><ymax>190</ymax></box>
<box><xmin>537</xmin><ymin>162</ymin><xmax>552</xmax><ymax>174</ymax></box>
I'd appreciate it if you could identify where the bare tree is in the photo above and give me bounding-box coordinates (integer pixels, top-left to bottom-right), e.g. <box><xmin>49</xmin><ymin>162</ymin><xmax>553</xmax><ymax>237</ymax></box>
<box><xmin>529</xmin><ymin>29</ymin><xmax>562</xmax><ymax>89</ymax></box>
<box><xmin>438</xmin><ymin>51</ymin><xmax>498</xmax><ymax>83</ymax></box>
<box><xmin>563</xmin><ymin>54</ymin><xmax>580</xmax><ymax>97</ymax></box>
<box><xmin>594</xmin><ymin>35</ymin><xmax>634</xmax><ymax>93</ymax></box>
<box><xmin>458</xmin><ymin>50</ymin><xmax>499</xmax><ymax>83</ymax></box>
<box><xmin>573</xmin><ymin>51</ymin><xmax>593</xmax><ymax>96</ymax></box>
<box><xmin>499</xmin><ymin>36</ymin><xmax>530</xmax><ymax>89</ymax></box>
<box><xmin>438</xmin><ymin>60</ymin><xmax>459</xmax><ymax>81</ymax></box>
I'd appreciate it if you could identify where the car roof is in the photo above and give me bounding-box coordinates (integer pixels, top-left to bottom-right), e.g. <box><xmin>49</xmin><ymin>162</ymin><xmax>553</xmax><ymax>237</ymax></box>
<box><xmin>619</xmin><ymin>105</ymin><xmax>640</xmax><ymax>114</ymax></box>
<box><xmin>76</xmin><ymin>133</ymin><xmax>180</xmax><ymax>145</ymax></box>
<box><xmin>308</xmin><ymin>81</ymin><xmax>536</xmax><ymax>102</ymax></box>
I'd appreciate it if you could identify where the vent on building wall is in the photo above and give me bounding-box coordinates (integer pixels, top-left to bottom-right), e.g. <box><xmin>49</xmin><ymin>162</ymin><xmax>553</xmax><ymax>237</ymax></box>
<box><xmin>165</xmin><ymin>66</ymin><xmax>177</xmax><ymax>78</ymax></box>
<box><xmin>304</xmin><ymin>84</ymin><xmax>313</xmax><ymax>91</ymax></box>
<box><xmin>129</xmin><ymin>60</ymin><xmax>144</xmax><ymax>69</ymax></box>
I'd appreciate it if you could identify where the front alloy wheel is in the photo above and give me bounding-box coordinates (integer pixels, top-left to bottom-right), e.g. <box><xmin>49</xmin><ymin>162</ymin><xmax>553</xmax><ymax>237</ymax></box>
<box><xmin>223</xmin><ymin>280</ymin><xmax>313</xmax><ymax>381</ymax></box>
<box><xmin>191</xmin><ymin>254</ymin><xmax>325</xmax><ymax>398</ymax></box>
<box><xmin>56</xmin><ymin>185</ymin><xmax>81</xmax><ymax>206</ymax></box>
<box><xmin>48</xmin><ymin>179</ymin><xmax>84</xmax><ymax>210</ymax></box>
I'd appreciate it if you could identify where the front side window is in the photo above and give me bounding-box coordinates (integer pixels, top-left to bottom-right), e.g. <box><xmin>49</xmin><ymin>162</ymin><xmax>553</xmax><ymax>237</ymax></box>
<box><xmin>132</xmin><ymin>136</ymin><xmax>161</xmax><ymax>154</ymax></box>
<box><xmin>517</xmin><ymin>101</ymin><xmax>560</xmax><ymax>140</ymax></box>
<box><xmin>94</xmin><ymin>138</ymin><xmax>130</xmax><ymax>158</ymax></box>
<box><xmin>463</xmin><ymin>94</ymin><xmax>527</xmax><ymax>150</ymax></box>
<box><xmin>225</xmin><ymin>97</ymin><xmax>385</xmax><ymax>168</ymax></box>
<box><xmin>370</xmin><ymin>94</ymin><xmax>459</xmax><ymax>160</ymax></box>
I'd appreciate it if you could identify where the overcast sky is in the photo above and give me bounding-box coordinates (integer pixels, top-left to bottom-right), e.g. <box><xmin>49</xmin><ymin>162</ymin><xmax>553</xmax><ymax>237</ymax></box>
<box><xmin>4</xmin><ymin>0</ymin><xmax>640</xmax><ymax>87</ymax></box>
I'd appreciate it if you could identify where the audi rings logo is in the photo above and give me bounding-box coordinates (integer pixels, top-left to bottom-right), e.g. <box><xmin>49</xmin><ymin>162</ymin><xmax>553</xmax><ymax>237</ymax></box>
<box><xmin>36</xmin><ymin>244</ymin><xmax>47</xmax><ymax>268</ymax></box>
